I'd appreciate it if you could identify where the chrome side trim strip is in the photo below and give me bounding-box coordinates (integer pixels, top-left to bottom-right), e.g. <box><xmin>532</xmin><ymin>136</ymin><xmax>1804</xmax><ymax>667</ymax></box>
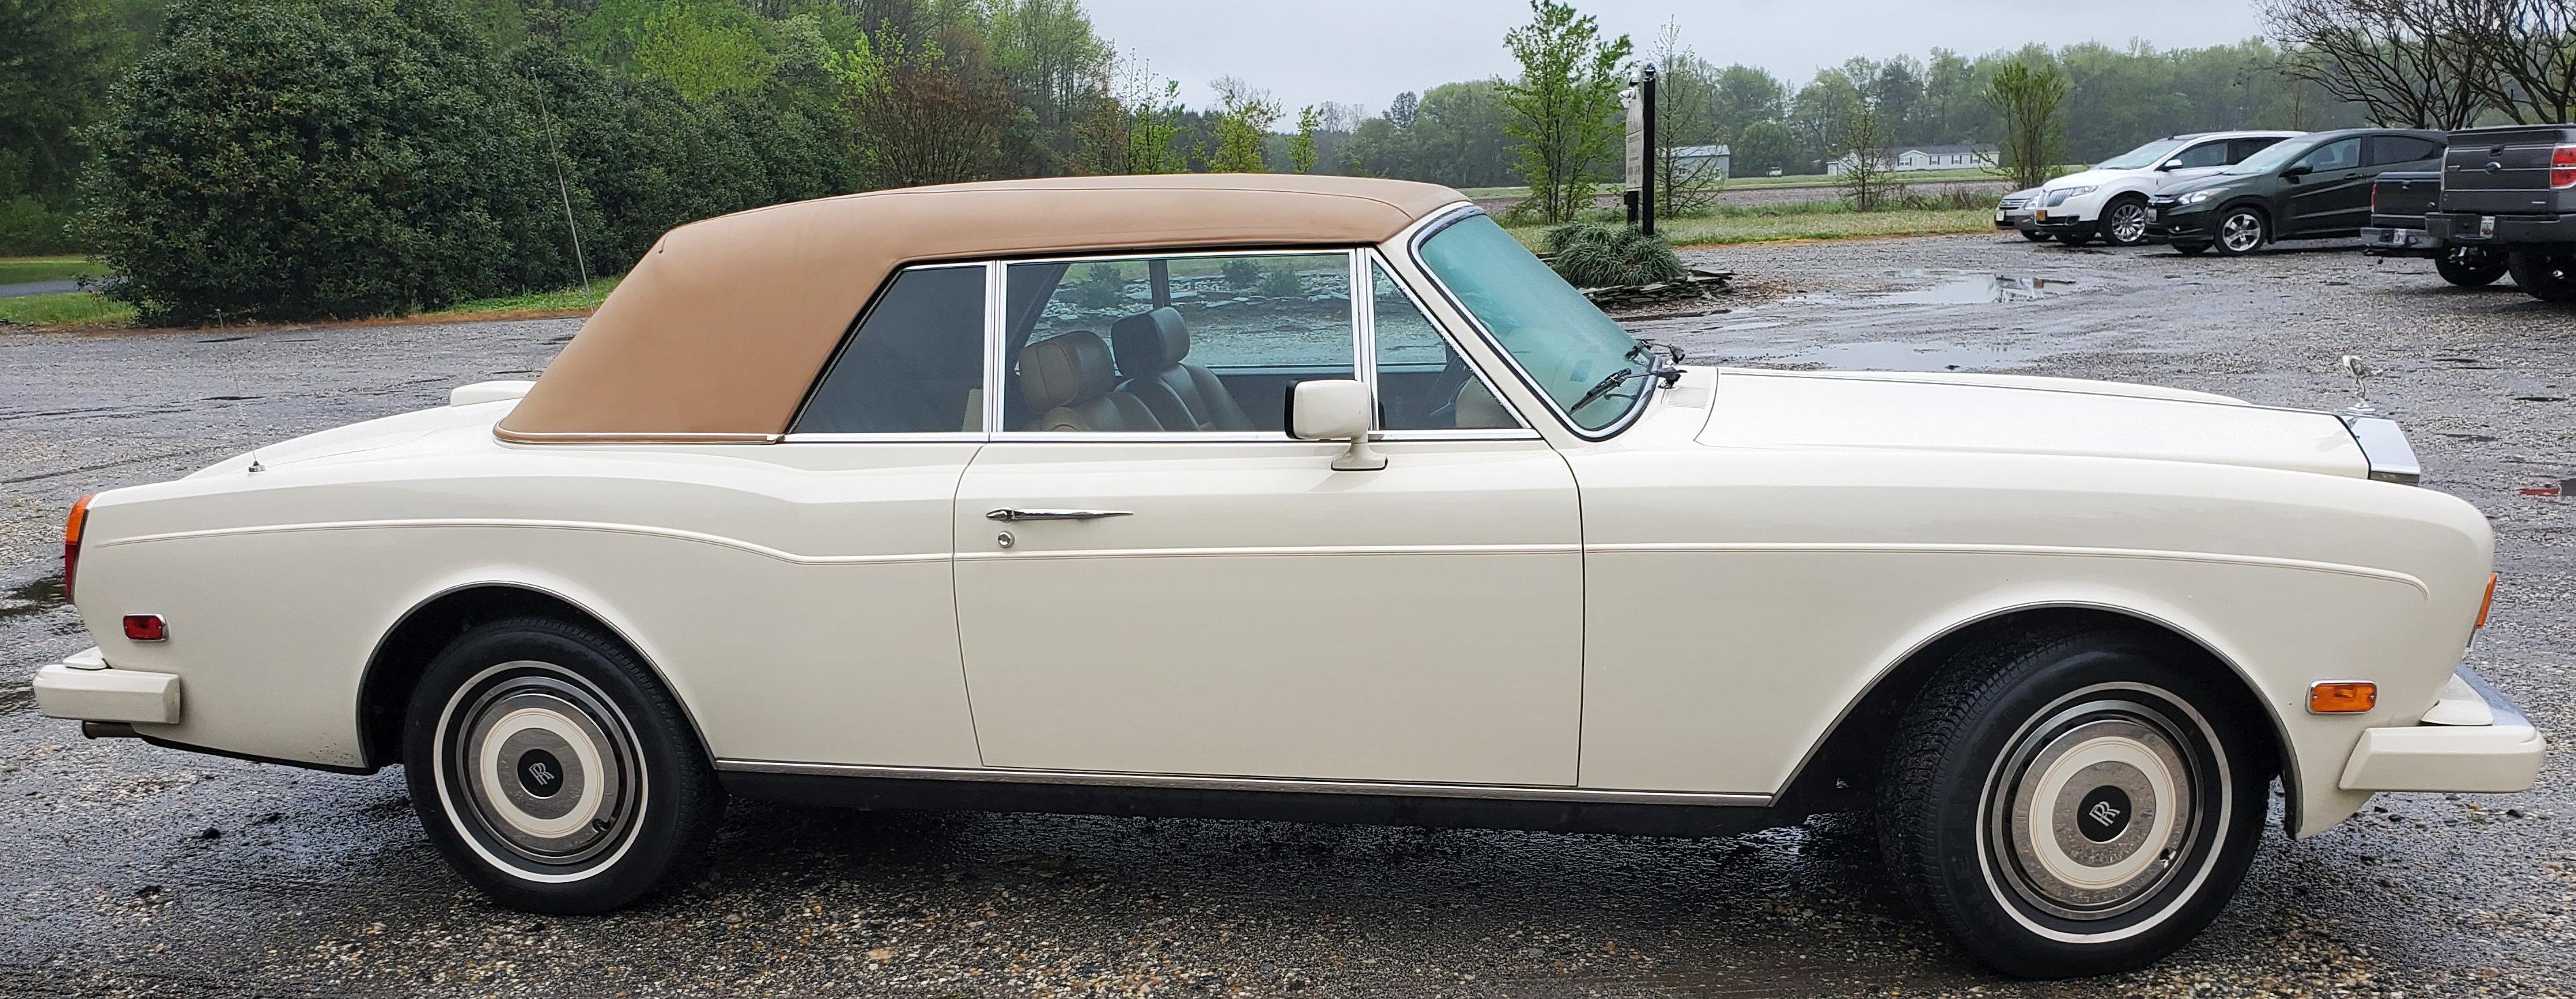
<box><xmin>714</xmin><ymin>760</ymin><xmax>1773</xmax><ymax>807</ymax></box>
<box><xmin>1587</xmin><ymin>541</ymin><xmax>2428</xmax><ymax>594</ymax></box>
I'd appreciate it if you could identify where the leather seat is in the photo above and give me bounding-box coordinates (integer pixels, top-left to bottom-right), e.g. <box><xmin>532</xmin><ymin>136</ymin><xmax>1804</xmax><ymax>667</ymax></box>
<box><xmin>1111</xmin><ymin>307</ymin><xmax>1254</xmax><ymax>432</ymax></box>
<box><xmin>1018</xmin><ymin>331</ymin><xmax>1166</xmax><ymax>433</ymax></box>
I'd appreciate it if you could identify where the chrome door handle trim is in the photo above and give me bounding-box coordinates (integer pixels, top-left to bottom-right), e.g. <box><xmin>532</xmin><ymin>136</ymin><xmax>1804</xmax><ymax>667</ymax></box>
<box><xmin>985</xmin><ymin>508</ymin><xmax>1135</xmax><ymax>522</ymax></box>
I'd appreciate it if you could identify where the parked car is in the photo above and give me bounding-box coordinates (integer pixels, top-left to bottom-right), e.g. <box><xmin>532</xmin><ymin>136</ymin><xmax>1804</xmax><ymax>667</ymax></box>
<box><xmin>2423</xmin><ymin>123</ymin><xmax>2576</xmax><ymax>302</ymax></box>
<box><xmin>1995</xmin><ymin>186</ymin><xmax>2049</xmax><ymax>240</ymax></box>
<box><xmin>36</xmin><ymin>175</ymin><xmax>2540</xmax><ymax>979</ymax></box>
<box><xmin>2147</xmin><ymin>129</ymin><xmax>2449</xmax><ymax>256</ymax></box>
<box><xmin>2031</xmin><ymin>131</ymin><xmax>2302</xmax><ymax>246</ymax></box>
<box><xmin>2358</xmin><ymin>171</ymin><xmax>2513</xmax><ymax>286</ymax></box>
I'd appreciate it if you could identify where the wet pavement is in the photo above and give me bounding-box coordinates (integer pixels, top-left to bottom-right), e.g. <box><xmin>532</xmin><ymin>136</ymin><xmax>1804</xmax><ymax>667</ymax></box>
<box><xmin>3</xmin><ymin>233</ymin><xmax>2573</xmax><ymax>996</ymax></box>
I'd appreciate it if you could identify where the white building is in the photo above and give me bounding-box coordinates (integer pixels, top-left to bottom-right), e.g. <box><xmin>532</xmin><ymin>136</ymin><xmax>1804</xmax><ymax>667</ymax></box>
<box><xmin>1825</xmin><ymin>143</ymin><xmax>1998</xmax><ymax>175</ymax></box>
<box><xmin>1670</xmin><ymin>143</ymin><xmax>1730</xmax><ymax>181</ymax></box>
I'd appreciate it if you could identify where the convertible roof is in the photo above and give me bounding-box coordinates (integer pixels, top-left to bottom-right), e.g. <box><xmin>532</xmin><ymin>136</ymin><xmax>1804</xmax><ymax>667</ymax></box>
<box><xmin>497</xmin><ymin>174</ymin><xmax>1469</xmax><ymax>441</ymax></box>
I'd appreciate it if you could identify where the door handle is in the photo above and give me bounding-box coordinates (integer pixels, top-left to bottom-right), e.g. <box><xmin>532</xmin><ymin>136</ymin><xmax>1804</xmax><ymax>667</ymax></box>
<box><xmin>986</xmin><ymin>508</ymin><xmax>1133</xmax><ymax>522</ymax></box>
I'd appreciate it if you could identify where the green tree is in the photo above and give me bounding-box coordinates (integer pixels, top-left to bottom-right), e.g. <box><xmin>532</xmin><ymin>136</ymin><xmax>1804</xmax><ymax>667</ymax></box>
<box><xmin>1708</xmin><ymin>63</ymin><xmax>1786</xmax><ymax>142</ymax></box>
<box><xmin>78</xmin><ymin>0</ymin><xmax>572</xmax><ymax>322</ymax></box>
<box><xmin>572</xmin><ymin>0</ymin><xmax>771</xmax><ymax>101</ymax></box>
<box><xmin>1984</xmin><ymin>60</ymin><xmax>2070</xmax><ymax>190</ymax></box>
<box><xmin>1208</xmin><ymin>76</ymin><xmax>1280</xmax><ymax>172</ymax></box>
<box><xmin>1</xmin><ymin>0</ymin><xmax>161</xmax><ymax>252</ymax></box>
<box><xmin>1500</xmin><ymin>0</ymin><xmax>1632</xmax><ymax>222</ymax></box>
<box><xmin>1728</xmin><ymin>120</ymin><xmax>1796</xmax><ymax>177</ymax></box>
<box><xmin>1288</xmin><ymin>104</ymin><xmax>1321</xmax><ymax>172</ymax></box>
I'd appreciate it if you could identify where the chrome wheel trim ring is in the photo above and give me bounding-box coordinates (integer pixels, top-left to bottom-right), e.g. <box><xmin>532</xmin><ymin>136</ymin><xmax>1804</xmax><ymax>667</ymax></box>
<box><xmin>1974</xmin><ymin>681</ymin><xmax>2231</xmax><ymax>943</ymax></box>
<box><xmin>2220</xmin><ymin>213</ymin><xmax>2263</xmax><ymax>252</ymax></box>
<box><xmin>2109</xmin><ymin>204</ymin><xmax>2148</xmax><ymax>243</ymax></box>
<box><xmin>432</xmin><ymin>660</ymin><xmax>649</xmax><ymax>882</ymax></box>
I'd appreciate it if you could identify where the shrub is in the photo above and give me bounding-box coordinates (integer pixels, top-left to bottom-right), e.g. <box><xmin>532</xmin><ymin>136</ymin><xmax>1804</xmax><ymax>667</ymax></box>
<box><xmin>1071</xmin><ymin>265</ymin><xmax>1126</xmax><ymax>307</ymax></box>
<box><xmin>1543</xmin><ymin>222</ymin><xmax>1688</xmax><ymax>288</ymax></box>
<box><xmin>1220</xmin><ymin>257</ymin><xmax>1261</xmax><ymax>289</ymax></box>
<box><xmin>1257</xmin><ymin>266</ymin><xmax>1305</xmax><ymax>299</ymax></box>
<box><xmin>77</xmin><ymin>0</ymin><xmax>575</xmax><ymax>323</ymax></box>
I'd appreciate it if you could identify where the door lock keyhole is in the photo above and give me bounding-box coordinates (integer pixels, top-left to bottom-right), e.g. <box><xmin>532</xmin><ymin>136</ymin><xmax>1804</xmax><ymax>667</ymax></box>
<box><xmin>995</xmin><ymin>530</ymin><xmax>1015</xmax><ymax>549</ymax></box>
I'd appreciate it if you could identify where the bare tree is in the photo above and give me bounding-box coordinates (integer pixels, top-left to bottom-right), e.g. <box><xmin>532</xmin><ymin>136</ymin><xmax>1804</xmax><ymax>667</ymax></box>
<box><xmin>1649</xmin><ymin>20</ymin><xmax>1725</xmax><ymax>215</ymax></box>
<box><xmin>2460</xmin><ymin>0</ymin><xmax>2576</xmax><ymax>123</ymax></box>
<box><xmin>1983</xmin><ymin>62</ymin><xmax>2068</xmax><ymax>191</ymax></box>
<box><xmin>2260</xmin><ymin>0</ymin><xmax>2488</xmax><ymax>128</ymax></box>
<box><xmin>1834</xmin><ymin>98</ymin><xmax>1902</xmax><ymax>211</ymax></box>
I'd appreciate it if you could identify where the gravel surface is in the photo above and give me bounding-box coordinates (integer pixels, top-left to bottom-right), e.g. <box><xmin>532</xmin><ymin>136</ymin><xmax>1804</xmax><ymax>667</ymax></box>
<box><xmin>2</xmin><ymin>233</ymin><xmax>2571</xmax><ymax>997</ymax></box>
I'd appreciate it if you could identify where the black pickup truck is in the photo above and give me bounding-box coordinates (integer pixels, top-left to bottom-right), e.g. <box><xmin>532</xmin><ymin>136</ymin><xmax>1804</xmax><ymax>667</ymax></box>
<box><xmin>2359</xmin><ymin>171</ymin><xmax>2512</xmax><ymax>286</ymax></box>
<box><xmin>2367</xmin><ymin>124</ymin><xmax>2576</xmax><ymax>302</ymax></box>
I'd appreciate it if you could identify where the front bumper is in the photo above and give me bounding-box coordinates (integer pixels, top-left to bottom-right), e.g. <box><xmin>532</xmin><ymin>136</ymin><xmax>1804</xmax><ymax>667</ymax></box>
<box><xmin>2338</xmin><ymin>668</ymin><xmax>2544</xmax><ymax>794</ymax></box>
<box><xmin>2145</xmin><ymin>202</ymin><xmax>2211</xmax><ymax>241</ymax></box>
<box><xmin>33</xmin><ymin>647</ymin><xmax>182</xmax><ymax>725</ymax></box>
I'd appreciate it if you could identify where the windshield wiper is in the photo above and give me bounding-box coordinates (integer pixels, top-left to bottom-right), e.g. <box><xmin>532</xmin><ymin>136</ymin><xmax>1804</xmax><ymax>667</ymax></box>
<box><xmin>1570</xmin><ymin>369</ymin><xmax>1637</xmax><ymax>413</ymax></box>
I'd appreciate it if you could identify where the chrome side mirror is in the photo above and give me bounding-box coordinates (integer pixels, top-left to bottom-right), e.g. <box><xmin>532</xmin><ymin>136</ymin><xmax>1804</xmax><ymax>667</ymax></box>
<box><xmin>1287</xmin><ymin>379</ymin><xmax>1385</xmax><ymax>471</ymax></box>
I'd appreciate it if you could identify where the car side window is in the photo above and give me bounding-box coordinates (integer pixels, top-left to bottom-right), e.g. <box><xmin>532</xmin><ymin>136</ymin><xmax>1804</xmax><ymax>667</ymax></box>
<box><xmin>2365</xmin><ymin>135</ymin><xmax>2443</xmax><ymax>167</ymax></box>
<box><xmin>2297</xmin><ymin>139</ymin><xmax>2361</xmax><ymax>173</ymax></box>
<box><xmin>1006</xmin><ymin>252</ymin><xmax>1356</xmax><ymax>433</ymax></box>
<box><xmin>793</xmin><ymin>265</ymin><xmax>986</xmax><ymax>434</ymax></box>
<box><xmin>2172</xmin><ymin>141</ymin><xmax>2230</xmax><ymax>169</ymax></box>
<box><xmin>2227</xmin><ymin>137</ymin><xmax>2283</xmax><ymax>163</ymax></box>
<box><xmin>1371</xmin><ymin>263</ymin><xmax>1519</xmax><ymax>431</ymax></box>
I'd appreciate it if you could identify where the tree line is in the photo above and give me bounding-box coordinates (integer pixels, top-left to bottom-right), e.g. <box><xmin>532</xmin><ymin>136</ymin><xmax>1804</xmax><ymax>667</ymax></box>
<box><xmin>9</xmin><ymin>0</ymin><xmax>2571</xmax><ymax>321</ymax></box>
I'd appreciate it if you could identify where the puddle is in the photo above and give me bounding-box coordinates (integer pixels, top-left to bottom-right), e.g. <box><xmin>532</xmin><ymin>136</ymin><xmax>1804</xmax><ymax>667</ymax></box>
<box><xmin>1754</xmin><ymin>340</ymin><xmax>2045</xmax><ymax>372</ymax></box>
<box><xmin>1872</xmin><ymin>274</ymin><xmax>2076</xmax><ymax>305</ymax></box>
<box><xmin>0</xmin><ymin>575</ymin><xmax>68</xmax><ymax>622</ymax></box>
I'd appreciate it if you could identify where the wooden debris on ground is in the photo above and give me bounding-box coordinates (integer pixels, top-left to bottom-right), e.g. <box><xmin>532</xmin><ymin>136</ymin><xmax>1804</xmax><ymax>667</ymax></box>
<box><xmin>1579</xmin><ymin>267</ymin><xmax>1734</xmax><ymax>311</ymax></box>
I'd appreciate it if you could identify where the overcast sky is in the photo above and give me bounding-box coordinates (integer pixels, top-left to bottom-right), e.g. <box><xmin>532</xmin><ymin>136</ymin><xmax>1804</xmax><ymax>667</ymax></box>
<box><xmin>1086</xmin><ymin>0</ymin><xmax>2273</xmax><ymax>114</ymax></box>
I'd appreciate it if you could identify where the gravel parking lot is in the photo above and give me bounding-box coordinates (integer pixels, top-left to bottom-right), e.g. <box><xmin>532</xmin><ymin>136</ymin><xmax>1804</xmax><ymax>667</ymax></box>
<box><xmin>1</xmin><ymin>233</ymin><xmax>2570</xmax><ymax>997</ymax></box>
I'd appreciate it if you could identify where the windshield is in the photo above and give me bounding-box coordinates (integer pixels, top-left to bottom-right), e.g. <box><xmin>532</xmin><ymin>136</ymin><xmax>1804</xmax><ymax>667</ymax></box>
<box><xmin>1416</xmin><ymin>214</ymin><xmax>1650</xmax><ymax>432</ymax></box>
<box><xmin>2224</xmin><ymin>137</ymin><xmax>2313</xmax><ymax>175</ymax></box>
<box><xmin>2093</xmin><ymin>137</ymin><xmax>2190</xmax><ymax>171</ymax></box>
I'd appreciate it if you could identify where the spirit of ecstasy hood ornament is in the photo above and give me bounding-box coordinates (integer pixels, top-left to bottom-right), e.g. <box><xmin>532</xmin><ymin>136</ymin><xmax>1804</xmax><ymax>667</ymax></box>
<box><xmin>2339</xmin><ymin>355</ymin><xmax>2378</xmax><ymax>415</ymax></box>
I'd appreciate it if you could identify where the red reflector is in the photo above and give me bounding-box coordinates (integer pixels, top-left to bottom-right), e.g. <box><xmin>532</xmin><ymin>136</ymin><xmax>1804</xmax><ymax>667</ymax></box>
<box><xmin>122</xmin><ymin>615</ymin><xmax>167</xmax><ymax>642</ymax></box>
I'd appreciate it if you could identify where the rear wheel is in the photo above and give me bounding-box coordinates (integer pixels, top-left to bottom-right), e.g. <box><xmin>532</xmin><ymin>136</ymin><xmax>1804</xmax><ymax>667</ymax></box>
<box><xmin>403</xmin><ymin>617</ymin><xmax>723</xmax><ymax>913</ymax></box>
<box><xmin>2507</xmin><ymin>250</ymin><xmax>2576</xmax><ymax>302</ymax></box>
<box><xmin>2212</xmin><ymin>208</ymin><xmax>2267</xmax><ymax>256</ymax></box>
<box><xmin>1879</xmin><ymin>627</ymin><xmax>2271</xmax><ymax>979</ymax></box>
<box><xmin>2435</xmin><ymin>249</ymin><xmax>2509</xmax><ymax>288</ymax></box>
<box><xmin>2100</xmin><ymin>198</ymin><xmax>2152</xmax><ymax>247</ymax></box>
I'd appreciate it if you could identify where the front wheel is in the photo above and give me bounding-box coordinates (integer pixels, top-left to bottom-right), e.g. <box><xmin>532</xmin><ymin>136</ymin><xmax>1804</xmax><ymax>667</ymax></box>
<box><xmin>2435</xmin><ymin>249</ymin><xmax>2509</xmax><ymax>288</ymax></box>
<box><xmin>2211</xmin><ymin>208</ymin><xmax>2267</xmax><ymax>256</ymax></box>
<box><xmin>2507</xmin><ymin>250</ymin><xmax>2576</xmax><ymax>302</ymax></box>
<box><xmin>404</xmin><ymin>617</ymin><xmax>723</xmax><ymax>913</ymax></box>
<box><xmin>1878</xmin><ymin>628</ymin><xmax>2271</xmax><ymax>979</ymax></box>
<box><xmin>2099</xmin><ymin>198</ymin><xmax>2152</xmax><ymax>247</ymax></box>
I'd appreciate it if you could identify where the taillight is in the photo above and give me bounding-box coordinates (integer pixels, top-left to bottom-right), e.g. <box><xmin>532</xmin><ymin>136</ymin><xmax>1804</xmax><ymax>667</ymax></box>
<box><xmin>2555</xmin><ymin>144</ymin><xmax>2576</xmax><ymax>189</ymax></box>
<box><xmin>2369</xmin><ymin>182</ymin><xmax>2377</xmax><ymax>209</ymax></box>
<box><xmin>63</xmin><ymin>494</ymin><xmax>92</xmax><ymax>601</ymax></box>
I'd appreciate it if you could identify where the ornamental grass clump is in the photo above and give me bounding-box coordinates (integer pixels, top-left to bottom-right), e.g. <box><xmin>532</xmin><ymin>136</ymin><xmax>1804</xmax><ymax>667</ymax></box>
<box><xmin>1542</xmin><ymin>222</ymin><xmax>1689</xmax><ymax>288</ymax></box>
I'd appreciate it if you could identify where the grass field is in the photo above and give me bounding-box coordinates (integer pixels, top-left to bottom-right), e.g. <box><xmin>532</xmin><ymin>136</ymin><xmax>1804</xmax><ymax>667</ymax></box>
<box><xmin>1</xmin><ymin>275</ymin><xmax>627</xmax><ymax>331</ymax></box>
<box><xmin>0</xmin><ymin>256</ymin><xmax>103</xmax><ymax>285</ymax></box>
<box><xmin>1460</xmin><ymin>166</ymin><xmax>2084</xmax><ymax>201</ymax></box>
<box><xmin>1505</xmin><ymin>197</ymin><xmax>1997</xmax><ymax>250</ymax></box>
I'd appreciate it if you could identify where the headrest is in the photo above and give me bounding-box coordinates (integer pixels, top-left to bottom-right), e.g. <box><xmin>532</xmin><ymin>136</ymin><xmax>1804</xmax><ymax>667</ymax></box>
<box><xmin>1111</xmin><ymin>307</ymin><xmax>1190</xmax><ymax>375</ymax></box>
<box><xmin>1018</xmin><ymin>331</ymin><xmax>1117</xmax><ymax>411</ymax></box>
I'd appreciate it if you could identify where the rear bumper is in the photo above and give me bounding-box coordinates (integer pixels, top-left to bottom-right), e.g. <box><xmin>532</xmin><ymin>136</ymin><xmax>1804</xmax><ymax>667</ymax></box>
<box><xmin>2426</xmin><ymin>211</ymin><xmax>2576</xmax><ymax>247</ymax></box>
<box><xmin>2360</xmin><ymin>225</ymin><xmax>2442</xmax><ymax>257</ymax></box>
<box><xmin>2338</xmin><ymin>668</ymin><xmax>2544</xmax><ymax>794</ymax></box>
<box><xmin>33</xmin><ymin>647</ymin><xmax>182</xmax><ymax>725</ymax></box>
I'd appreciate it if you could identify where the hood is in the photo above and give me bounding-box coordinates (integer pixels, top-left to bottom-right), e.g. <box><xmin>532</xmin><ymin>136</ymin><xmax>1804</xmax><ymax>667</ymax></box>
<box><xmin>1697</xmin><ymin>369</ymin><xmax>2367</xmax><ymax>478</ymax></box>
<box><xmin>2157</xmin><ymin>173</ymin><xmax>2248</xmax><ymax>199</ymax></box>
<box><xmin>2042</xmin><ymin>167</ymin><xmax>2125</xmax><ymax>189</ymax></box>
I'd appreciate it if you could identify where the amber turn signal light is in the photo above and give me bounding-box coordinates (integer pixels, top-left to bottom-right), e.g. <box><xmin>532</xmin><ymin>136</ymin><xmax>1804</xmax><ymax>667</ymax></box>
<box><xmin>2477</xmin><ymin>573</ymin><xmax>2498</xmax><ymax>630</ymax></box>
<box><xmin>64</xmin><ymin>494</ymin><xmax>94</xmax><ymax>601</ymax></box>
<box><xmin>2308</xmin><ymin>681</ymin><xmax>2377</xmax><ymax>714</ymax></box>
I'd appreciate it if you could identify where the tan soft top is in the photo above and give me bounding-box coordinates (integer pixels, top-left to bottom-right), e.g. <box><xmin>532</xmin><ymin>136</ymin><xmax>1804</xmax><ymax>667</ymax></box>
<box><xmin>497</xmin><ymin>174</ymin><xmax>1469</xmax><ymax>440</ymax></box>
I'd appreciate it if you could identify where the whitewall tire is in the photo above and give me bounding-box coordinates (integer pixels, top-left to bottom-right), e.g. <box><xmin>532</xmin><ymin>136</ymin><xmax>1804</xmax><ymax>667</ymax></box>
<box><xmin>403</xmin><ymin>617</ymin><xmax>722</xmax><ymax>913</ymax></box>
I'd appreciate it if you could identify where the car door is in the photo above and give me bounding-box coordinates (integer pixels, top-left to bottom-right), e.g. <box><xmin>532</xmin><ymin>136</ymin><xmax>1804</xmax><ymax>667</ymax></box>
<box><xmin>949</xmin><ymin>248</ymin><xmax>1585</xmax><ymax>787</ymax></box>
<box><xmin>2152</xmin><ymin>137</ymin><xmax>2237</xmax><ymax>190</ymax></box>
<box><xmin>2282</xmin><ymin>137</ymin><xmax>2369</xmax><ymax>235</ymax></box>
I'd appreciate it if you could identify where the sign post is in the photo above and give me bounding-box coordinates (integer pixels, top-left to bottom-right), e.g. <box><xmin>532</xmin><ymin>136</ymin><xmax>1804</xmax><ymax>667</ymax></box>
<box><xmin>1624</xmin><ymin>64</ymin><xmax>1658</xmax><ymax>235</ymax></box>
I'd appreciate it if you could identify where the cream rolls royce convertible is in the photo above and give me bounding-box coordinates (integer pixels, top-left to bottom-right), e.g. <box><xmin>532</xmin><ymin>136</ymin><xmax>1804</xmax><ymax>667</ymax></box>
<box><xmin>34</xmin><ymin>175</ymin><xmax>2541</xmax><ymax>978</ymax></box>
